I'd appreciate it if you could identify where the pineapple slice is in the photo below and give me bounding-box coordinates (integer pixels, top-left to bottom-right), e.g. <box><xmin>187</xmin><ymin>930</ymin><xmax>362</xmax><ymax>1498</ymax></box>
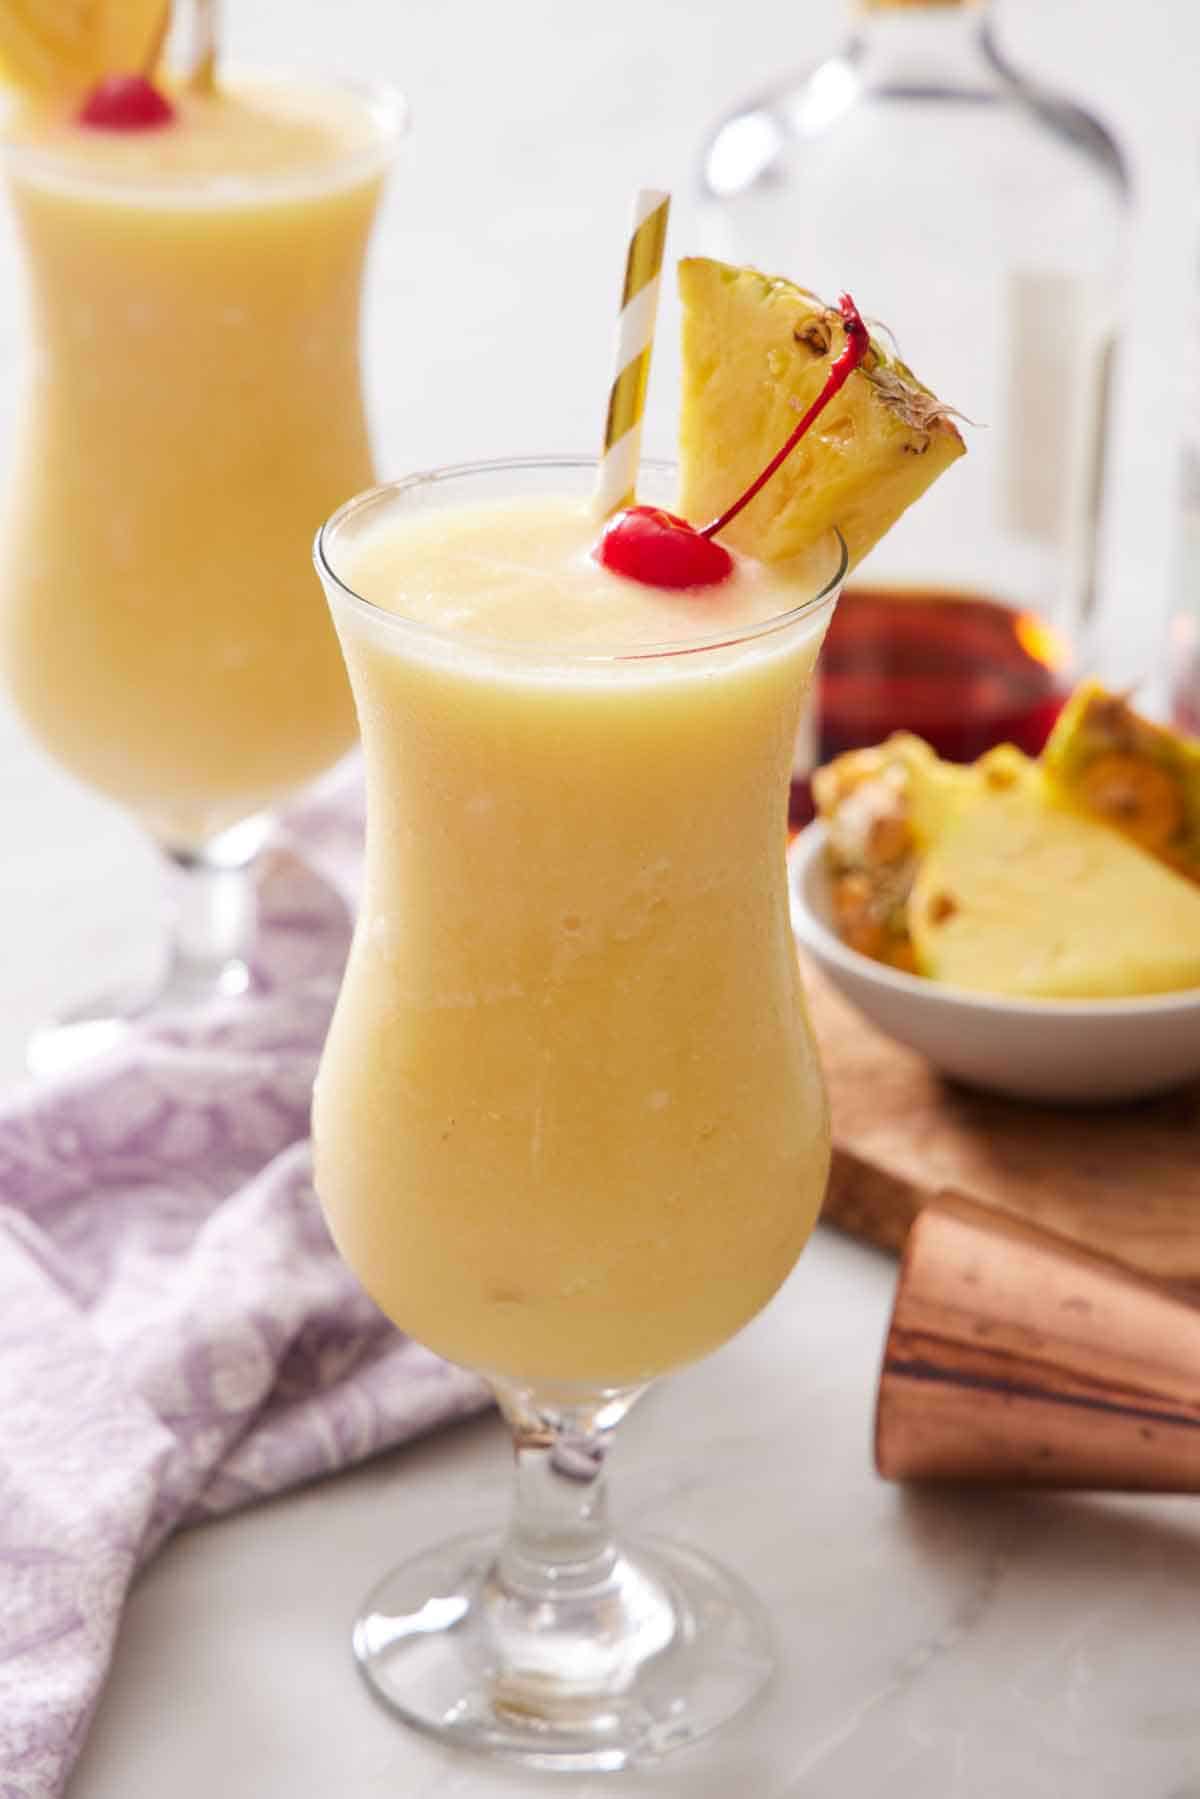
<box><xmin>1041</xmin><ymin>681</ymin><xmax>1200</xmax><ymax>885</ymax></box>
<box><xmin>812</xmin><ymin>738</ymin><xmax>923</xmax><ymax>969</ymax></box>
<box><xmin>677</xmin><ymin>257</ymin><xmax>965</xmax><ymax>567</ymax></box>
<box><xmin>910</xmin><ymin>760</ymin><xmax>1200</xmax><ymax>998</ymax></box>
<box><xmin>0</xmin><ymin>0</ymin><xmax>169</xmax><ymax>102</ymax></box>
<box><xmin>816</xmin><ymin>723</ymin><xmax>1200</xmax><ymax>996</ymax></box>
<box><xmin>814</xmin><ymin>735</ymin><xmax>1014</xmax><ymax>971</ymax></box>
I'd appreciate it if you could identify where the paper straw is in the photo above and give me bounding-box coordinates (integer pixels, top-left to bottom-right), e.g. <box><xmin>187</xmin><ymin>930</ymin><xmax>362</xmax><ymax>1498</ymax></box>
<box><xmin>593</xmin><ymin>188</ymin><xmax>671</xmax><ymax>519</ymax></box>
<box><xmin>187</xmin><ymin>0</ymin><xmax>219</xmax><ymax>94</ymax></box>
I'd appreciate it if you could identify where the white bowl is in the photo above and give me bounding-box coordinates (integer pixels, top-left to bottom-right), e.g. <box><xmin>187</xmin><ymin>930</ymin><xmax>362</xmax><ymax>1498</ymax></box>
<box><xmin>788</xmin><ymin>823</ymin><xmax>1200</xmax><ymax>1105</ymax></box>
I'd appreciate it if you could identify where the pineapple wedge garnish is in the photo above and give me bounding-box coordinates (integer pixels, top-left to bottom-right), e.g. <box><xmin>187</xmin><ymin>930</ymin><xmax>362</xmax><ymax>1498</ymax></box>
<box><xmin>1041</xmin><ymin>681</ymin><xmax>1200</xmax><ymax>886</ymax></box>
<box><xmin>0</xmin><ymin>0</ymin><xmax>169</xmax><ymax>101</ymax></box>
<box><xmin>677</xmin><ymin>258</ymin><xmax>964</xmax><ymax>567</ymax></box>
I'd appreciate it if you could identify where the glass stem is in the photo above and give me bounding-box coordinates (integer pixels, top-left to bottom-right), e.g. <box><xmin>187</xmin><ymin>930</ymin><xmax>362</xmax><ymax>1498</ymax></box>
<box><xmin>159</xmin><ymin>815</ymin><xmax>270</xmax><ymax>1004</ymax></box>
<box><xmin>496</xmin><ymin>1388</ymin><xmax>625</xmax><ymax>1593</ymax></box>
<box><xmin>484</xmin><ymin>1380</ymin><xmax>672</xmax><ymax>1706</ymax></box>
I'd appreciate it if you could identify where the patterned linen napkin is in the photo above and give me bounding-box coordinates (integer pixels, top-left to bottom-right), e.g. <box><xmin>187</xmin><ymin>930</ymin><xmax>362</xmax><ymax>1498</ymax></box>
<box><xmin>0</xmin><ymin>760</ymin><xmax>489</xmax><ymax>1799</ymax></box>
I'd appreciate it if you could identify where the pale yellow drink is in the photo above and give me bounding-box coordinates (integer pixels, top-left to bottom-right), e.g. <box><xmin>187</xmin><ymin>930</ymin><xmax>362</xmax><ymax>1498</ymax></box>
<box><xmin>314</xmin><ymin>472</ymin><xmax>842</xmax><ymax>1388</ymax></box>
<box><xmin>0</xmin><ymin>77</ymin><xmax>398</xmax><ymax>847</ymax></box>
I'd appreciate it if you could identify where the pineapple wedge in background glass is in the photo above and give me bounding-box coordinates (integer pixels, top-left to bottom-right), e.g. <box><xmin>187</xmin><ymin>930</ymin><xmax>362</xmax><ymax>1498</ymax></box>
<box><xmin>677</xmin><ymin>257</ymin><xmax>965</xmax><ymax>569</ymax></box>
<box><xmin>0</xmin><ymin>0</ymin><xmax>169</xmax><ymax>99</ymax></box>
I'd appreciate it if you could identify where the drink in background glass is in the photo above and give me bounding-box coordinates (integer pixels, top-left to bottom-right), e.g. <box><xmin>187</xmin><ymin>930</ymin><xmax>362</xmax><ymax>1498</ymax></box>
<box><xmin>312</xmin><ymin>458</ymin><xmax>845</xmax><ymax>1768</ymax></box>
<box><xmin>697</xmin><ymin>0</ymin><xmax>1128</xmax><ymax>819</ymax></box>
<box><xmin>0</xmin><ymin>71</ymin><xmax>403</xmax><ymax>1067</ymax></box>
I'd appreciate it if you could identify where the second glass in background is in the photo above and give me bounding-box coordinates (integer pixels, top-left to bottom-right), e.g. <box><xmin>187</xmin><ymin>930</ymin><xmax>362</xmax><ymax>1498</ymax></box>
<box><xmin>698</xmin><ymin>0</ymin><xmax>1129</xmax><ymax>816</ymax></box>
<box><xmin>0</xmin><ymin>69</ymin><xmax>403</xmax><ymax>1068</ymax></box>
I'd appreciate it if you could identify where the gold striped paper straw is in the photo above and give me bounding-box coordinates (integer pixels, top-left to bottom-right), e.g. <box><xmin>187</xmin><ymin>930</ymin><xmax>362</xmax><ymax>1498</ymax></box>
<box><xmin>593</xmin><ymin>188</ymin><xmax>671</xmax><ymax>519</ymax></box>
<box><xmin>187</xmin><ymin>0</ymin><xmax>219</xmax><ymax>94</ymax></box>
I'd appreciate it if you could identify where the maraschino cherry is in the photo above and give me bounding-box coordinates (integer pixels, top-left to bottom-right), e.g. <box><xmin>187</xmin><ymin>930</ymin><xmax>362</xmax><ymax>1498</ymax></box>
<box><xmin>595</xmin><ymin>292</ymin><xmax>870</xmax><ymax>592</ymax></box>
<box><xmin>79</xmin><ymin>74</ymin><xmax>175</xmax><ymax>131</ymax></box>
<box><xmin>595</xmin><ymin>506</ymin><xmax>734</xmax><ymax>590</ymax></box>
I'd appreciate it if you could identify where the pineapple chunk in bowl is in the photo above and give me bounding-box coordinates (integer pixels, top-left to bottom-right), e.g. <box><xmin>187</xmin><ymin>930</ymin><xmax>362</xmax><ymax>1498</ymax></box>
<box><xmin>789</xmin><ymin>823</ymin><xmax>1200</xmax><ymax>1105</ymax></box>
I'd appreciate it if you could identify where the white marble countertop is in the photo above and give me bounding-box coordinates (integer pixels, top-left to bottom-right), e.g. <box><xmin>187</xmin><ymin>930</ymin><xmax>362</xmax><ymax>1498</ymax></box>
<box><xmin>1</xmin><ymin>1</ymin><xmax>1198</xmax><ymax>1793</ymax></box>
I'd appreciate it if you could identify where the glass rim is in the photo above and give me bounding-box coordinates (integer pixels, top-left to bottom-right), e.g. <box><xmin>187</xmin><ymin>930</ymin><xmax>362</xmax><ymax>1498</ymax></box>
<box><xmin>0</xmin><ymin>70</ymin><xmax>407</xmax><ymax>204</ymax></box>
<box><xmin>314</xmin><ymin>455</ymin><xmax>849</xmax><ymax>668</ymax></box>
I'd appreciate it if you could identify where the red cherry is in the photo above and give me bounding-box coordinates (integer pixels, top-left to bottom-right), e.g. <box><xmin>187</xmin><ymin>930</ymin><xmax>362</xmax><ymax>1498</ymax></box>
<box><xmin>79</xmin><ymin>74</ymin><xmax>175</xmax><ymax>131</ymax></box>
<box><xmin>595</xmin><ymin>506</ymin><xmax>735</xmax><ymax>591</ymax></box>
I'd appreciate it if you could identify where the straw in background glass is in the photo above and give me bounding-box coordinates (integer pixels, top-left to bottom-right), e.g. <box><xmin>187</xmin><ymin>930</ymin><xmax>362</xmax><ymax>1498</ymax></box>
<box><xmin>187</xmin><ymin>0</ymin><xmax>218</xmax><ymax>93</ymax></box>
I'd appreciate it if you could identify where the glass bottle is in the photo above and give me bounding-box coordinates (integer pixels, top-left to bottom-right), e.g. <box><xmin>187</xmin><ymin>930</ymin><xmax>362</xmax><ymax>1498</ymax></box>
<box><xmin>697</xmin><ymin>0</ymin><xmax>1129</xmax><ymax>816</ymax></box>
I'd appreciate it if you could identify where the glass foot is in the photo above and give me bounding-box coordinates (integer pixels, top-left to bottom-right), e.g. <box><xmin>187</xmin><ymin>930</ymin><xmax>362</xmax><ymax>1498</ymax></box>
<box><xmin>351</xmin><ymin>1529</ymin><xmax>773</xmax><ymax>1772</ymax></box>
<box><xmin>26</xmin><ymin>814</ymin><xmax>269</xmax><ymax>1077</ymax></box>
<box><xmin>25</xmin><ymin>960</ymin><xmax>252</xmax><ymax>1077</ymax></box>
<box><xmin>27</xmin><ymin>1001</ymin><xmax>141</xmax><ymax>1078</ymax></box>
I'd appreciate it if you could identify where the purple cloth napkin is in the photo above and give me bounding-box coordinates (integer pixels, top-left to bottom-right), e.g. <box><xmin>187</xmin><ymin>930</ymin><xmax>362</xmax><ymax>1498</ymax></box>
<box><xmin>0</xmin><ymin>761</ymin><xmax>490</xmax><ymax>1798</ymax></box>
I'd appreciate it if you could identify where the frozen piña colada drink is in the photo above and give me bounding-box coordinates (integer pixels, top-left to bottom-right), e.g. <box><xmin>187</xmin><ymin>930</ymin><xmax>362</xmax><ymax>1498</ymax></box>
<box><xmin>1</xmin><ymin>75</ymin><xmax>396</xmax><ymax>847</ymax></box>
<box><xmin>0</xmin><ymin>36</ymin><xmax>401</xmax><ymax>1064</ymax></box>
<box><xmin>314</xmin><ymin>472</ymin><xmax>838</xmax><ymax>1389</ymax></box>
<box><xmin>312</xmin><ymin>459</ymin><xmax>843</xmax><ymax>1766</ymax></box>
<box><xmin>311</xmin><ymin>274</ymin><xmax>962</xmax><ymax>1766</ymax></box>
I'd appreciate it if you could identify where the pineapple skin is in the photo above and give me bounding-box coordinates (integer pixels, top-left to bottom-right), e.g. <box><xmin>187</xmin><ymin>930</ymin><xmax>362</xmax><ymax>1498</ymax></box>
<box><xmin>1041</xmin><ymin>680</ymin><xmax>1200</xmax><ymax>885</ymax></box>
<box><xmin>814</xmin><ymin>735</ymin><xmax>1025</xmax><ymax>975</ymax></box>
<box><xmin>677</xmin><ymin>258</ymin><xmax>965</xmax><ymax>569</ymax></box>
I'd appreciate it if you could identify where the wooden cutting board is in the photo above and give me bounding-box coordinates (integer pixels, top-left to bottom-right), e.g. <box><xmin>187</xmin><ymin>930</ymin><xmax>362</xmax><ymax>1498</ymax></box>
<box><xmin>806</xmin><ymin>958</ymin><xmax>1200</xmax><ymax>1293</ymax></box>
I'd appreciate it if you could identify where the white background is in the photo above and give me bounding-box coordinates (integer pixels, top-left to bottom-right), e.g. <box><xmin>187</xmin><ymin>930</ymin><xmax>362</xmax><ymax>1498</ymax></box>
<box><xmin>0</xmin><ymin>2</ymin><xmax>1197</xmax><ymax>1794</ymax></box>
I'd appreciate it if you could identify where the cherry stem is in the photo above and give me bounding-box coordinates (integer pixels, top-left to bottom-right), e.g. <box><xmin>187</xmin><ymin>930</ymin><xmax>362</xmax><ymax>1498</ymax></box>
<box><xmin>700</xmin><ymin>293</ymin><xmax>870</xmax><ymax>542</ymax></box>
